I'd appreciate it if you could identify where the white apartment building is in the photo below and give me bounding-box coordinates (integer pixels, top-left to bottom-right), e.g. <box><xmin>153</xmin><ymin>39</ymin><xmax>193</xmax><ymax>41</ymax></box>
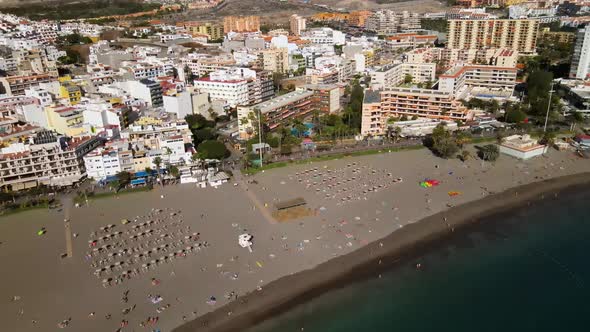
<box><xmin>114</xmin><ymin>79</ymin><xmax>163</xmax><ymax>107</ymax></box>
<box><xmin>365</xmin><ymin>10</ymin><xmax>421</xmax><ymax>36</ymax></box>
<box><xmin>446</xmin><ymin>8</ymin><xmax>495</xmax><ymax>20</ymax></box>
<box><xmin>260</xmin><ymin>47</ymin><xmax>289</xmax><ymax>73</ymax></box>
<box><xmin>119</xmin><ymin>60</ymin><xmax>172</xmax><ymax>80</ymax></box>
<box><xmin>0</xmin><ymin>131</ymin><xmax>102</xmax><ymax>190</ymax></box>
<box><xmin>163</xmin><ymin>91</ymin><xmax>193</xmax><ymax>119</ymax></box>
<box><xmin>84</xmin><ymin>146</ymin><xmax>126</xmax><ymax>181</ymax></box>
<box><xmin>181</xmin><ymin>54</ymin><xmax>236</xmax><ymax>77</ymax></box>
<box><xmin>59</xmin><ymin>22</ymin><xmax>103</xmax><ymax>37</ymax></box>
<box><xmin>384</xmin><ymin>33</ymin><xmax>437</xmax><ymax>49</ymax></box>
<box><xmin>194</xmin><ymin>76</ymin><xmax>249</xmax><ymax>108</ymax></box>
<box><xmin>0</xmin><ymin>57</ymin><xmax>17</xmax><ymax>72</ymax></box>
<box><xmin>312</xmin><ymin>56</ymin><xmax>356</xmax><ymax>83</ymax></box>
<box><xmin>122</xmin><ymin>121</ymin><xmax>193</xmax><ymax>166</ymax></box>
<box><xmin>80</xmin><ymin>99</ymin><xmax>128</xmax><ymax>133</ymax></box>
<box><xmin>370</xmin><ymin>63</ymin><xmax>436</xmax><ymax>90</ymax></box>
<box><xmin>361</xmin><ymin>88</ymin><xmax>471</xmax><ymax>137</ymax></box>
<box><xmin>438</xmin><ymin>65</ymin><xmax>518</xmax><ymax>97</ymax></box>
<box><xmin>159</xmin><ymin>33</ymin><xmax>192</xmax><ymax>43</ymax></box>
<box><xmin>300</xmin><ymin>28</ymin><xmax>346</xmax><ymax>45</ymax></box>
<box><xmin>406</xmin><ymin>48</ymin><xmax>519</xmax><ymax>68</ymax></box>
<box><xmin>290</xmin><ymin>14</ymin><xmax>307</xmax><ymax>36</ymax></box>
<box><xmin>570</xmin><ymin>25</ymin><xmax>590</xmax><ymax>79</ymax></box>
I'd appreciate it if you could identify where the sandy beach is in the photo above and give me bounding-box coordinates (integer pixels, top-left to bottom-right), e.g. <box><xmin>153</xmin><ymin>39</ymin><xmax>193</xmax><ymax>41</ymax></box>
<box><xmin>1</xmin><ymin>146</ymin><xmax>589</xmax><ymax>332</ymax></box>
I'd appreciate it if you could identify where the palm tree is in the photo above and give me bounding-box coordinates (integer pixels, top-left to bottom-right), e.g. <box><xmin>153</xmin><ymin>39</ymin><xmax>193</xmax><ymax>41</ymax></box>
<box><xmin>168</xmin><ymin>165</ymin><xmax>179</xmax><ymax>180</ymax></box>
<box><xmin>153</xmin><ymin>156</ymin><xmax>163</xmax><ymax>186</ymax></box>
<box><xmin>540</xmin><ymin>131</ymin><xmax>556</xmax><ymax>152</ymax></box>
<box><xmin>479</xmin><ymin>144</ymin><xmax>499</xmax><ymax>163</ymax></box>
<box><xmin>460</xmin><ymin>150</ymin><xmax>471</xmax><ymax>162</ymax></box>
<box><xmin>115</xmin><ymin>171</ymin><xmax>132</xmax><ymax>189</ymax></box>
<box><xmin>393</xmin><ymin>126</ymin><xmax>402</xmax><ymax>143</ymax></box>
<box><xmin>190</xmin><ymin>153</ymin><xmax>199</xmax><ymax>165</ymax></box>
<box><xmin>570</xmin><ymin>110</ymin><xmax>585</xmax><ymax>132</ymax></box>
<box><xmin>292</xmin><ymin>118</ymin><xmax>307</xmax><ymax>137</ymax></box>
<box><xmin>454</xmin><ymin>130</ymin><xmax>471</xmax><ymax>149</ymax></box>
<box><xmin>496</xmin><ymin>131</ymin><xmax>506</xmax><ymax>144</ymax></box>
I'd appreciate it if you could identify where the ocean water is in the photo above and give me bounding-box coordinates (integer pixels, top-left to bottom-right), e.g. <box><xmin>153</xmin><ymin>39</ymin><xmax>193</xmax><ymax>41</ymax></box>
<box><xmin>247</xmin><ymin>188</ymin><xmax>590</xmax><ymax>332</ymax></box>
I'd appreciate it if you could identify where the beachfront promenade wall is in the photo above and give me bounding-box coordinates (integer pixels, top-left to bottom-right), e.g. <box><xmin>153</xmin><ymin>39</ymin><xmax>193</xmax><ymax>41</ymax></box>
<box><xmin>500</xmin><ymin>144</ymin><xmax>548</xmax><ymax>160</ymax></box>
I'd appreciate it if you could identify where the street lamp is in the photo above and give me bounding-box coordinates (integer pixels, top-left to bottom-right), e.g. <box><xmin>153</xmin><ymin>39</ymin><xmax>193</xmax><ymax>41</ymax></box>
<box><xmin>543</xmin><ymin>82</ymin><xmax>555</xmax><ymax>133</ymax></box>
<box><xmin>256</xmin><ymin>108</ymin><xmax>263</xmax><ymax>167</ymax></box>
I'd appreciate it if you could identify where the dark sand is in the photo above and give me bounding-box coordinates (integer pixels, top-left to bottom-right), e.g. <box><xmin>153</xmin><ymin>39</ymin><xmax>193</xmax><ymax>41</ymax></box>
<box><xmin>173</xmin><ymin>172</ymin><xmax>590</xmax><ymax>332</ymax></box>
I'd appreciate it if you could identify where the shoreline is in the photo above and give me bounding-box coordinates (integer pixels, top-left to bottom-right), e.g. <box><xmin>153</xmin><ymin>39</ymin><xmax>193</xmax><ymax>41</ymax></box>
<box><xmin>173</xmin><ymin>172</ymin><xmax>590</xmax><ymax>332</ymax></box>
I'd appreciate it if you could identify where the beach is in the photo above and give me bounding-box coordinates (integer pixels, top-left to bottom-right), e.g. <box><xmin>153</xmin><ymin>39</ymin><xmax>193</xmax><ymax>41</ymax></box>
<box><xmin>1</xmin><ymin>146</ymin><xmax>589</xmax><ymax>332</ymax></box>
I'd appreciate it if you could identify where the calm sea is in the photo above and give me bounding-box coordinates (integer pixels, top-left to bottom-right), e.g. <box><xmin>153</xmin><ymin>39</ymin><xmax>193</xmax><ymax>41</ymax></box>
<box><xmin>247</xmin><ymin>187</ymin><xmax>590</xmax><ymax>332</ymax></box>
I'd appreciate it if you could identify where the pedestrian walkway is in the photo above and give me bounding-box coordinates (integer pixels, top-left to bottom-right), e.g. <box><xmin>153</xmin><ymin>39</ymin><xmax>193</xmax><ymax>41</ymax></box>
<box><xmin>234</xmin><ymin>169</ymin><xmax>276</xmax><ymax>224</ymax></box>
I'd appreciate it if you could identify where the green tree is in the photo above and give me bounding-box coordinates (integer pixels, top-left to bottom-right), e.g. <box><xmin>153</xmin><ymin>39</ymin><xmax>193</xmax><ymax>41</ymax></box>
<box><xmin>153</xmin><ymin>156</ymin><xmax>163</xmax><ymax>186</ymax></box>
<box><xmin>505</xmin><ymin>108</ymin><xmax>527</xmax><ymax>123</ymax></box>
<box><xmin>58</xmin><ymin>49</ymin><xmax>82</xmax><ymax>65</ymax></box>
<box><xmin>539</xmin><ymin>130</ymin><xmax>556</xmax><ymax>148</ymax></box>
<box><xmin>420</xmin><ymin>18</ymin><xmax>448</xmax><ymax>32</ymax></box>
<box><xmin>391</xmin><ymin>126</ymin><xmax>402</xmax><ymax>143</ymax></box>
<box><xmin>185</xmin><ymin>114</ymin><xmax>214</xmax><ymax>130</ymax></box>
<box><xmin>197</xmin><ymin>140</ymin><xmax>230</xmax><ymax>160</ymax></box>
<box><xmin>193</xmin><ymin>127</ymin><xmax>217</xmax><ymax>145</ymax></box>
<box><xmin>184</xmin><ymin>65</ymin><xmax>196</xmax><ymax>84</ymax></box>
<box><xmin>292</xmin><ymin>119</ymin><xmax>308</xmax><ymax>137</ymax></box>
<box><xmin>570</xmin><ymin>111</ymin><xmax>585</xmax><ymax>131</ymax></box>
<box><xmin>526</xmin><ymin>71</ymin><xmax>554</xmax><ymax>115</ymax></box>
<box><xmin>478</xmin><ymin>144</ymin><xmax>499</xmax><ymax>162</ymax></box>
<box><xmin>109</xmin><ymin>180</ymin><xmax>120</xmax><ymax>191</ymax></box>
<box><xmin>429</xmin><ymin>124</ymin><xmax>459</xmax><ymax>159</ymax></box>
<box><xmin>454</xmin><ymin>130</ymin><xmax>471</xmax><ymax>149</ymax></box>
<box><xmin>59</xmin><ymin>33</ymin><xmax>92</xmax><ymax>45</ymax></box>
<box><xmin>116</xmin><ymin>171</ymin><xmax>132</xmax><ymax>187</ymax></box>
<box><xmin>403</xmin><ymin>74</ymin><xmax>413</xmax><ymax>84</ymax></box>
<box><xmin>168</xmin><ymin>165</ymin><xmax>180</xmax><ymax>178</ymax></box>
<box><xmin>496</xmin><ymin>131</ymin><xmax>507</xmax><ymax>144</ymax></box>
<box><xmin>460</xmin><ymin>150</ymin><xmax>471</xmax><ymax>162</ymax></box>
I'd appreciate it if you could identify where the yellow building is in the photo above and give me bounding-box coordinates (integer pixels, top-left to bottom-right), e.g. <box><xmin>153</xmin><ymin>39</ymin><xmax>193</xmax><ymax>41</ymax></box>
<box><xmin>58</xmin><ymin>76</ymin><xmax>82</xmax><ymax>105</ymax></box>
<box><xmin>191</xmin><ymin>23</ymin><xmax>224</xmax><ymax>40</ymax></box>
<box><xmin>223</xmin><ymin>16</ymin><xmax>260</xmax><ymax>33</ymax></box>
<box><xmin>363</xmin><ymin>50</ymin><xmax>375</xmax><ymax>67</ymax></box>
<box><xmin>108</xmin><ymin>97</ymin><xmax>123</xmax><ymax>105</ymax></box>
<box><xmin>45</xmin><ymin>105</ymin><xmax>86</xmax><ymax>136</ymax></box>
<box><xmin>541</xmin><ymin>28</ymin><xmax>575</xmax><ymax>44</ymax></box>
<box><xmin>59</xmin><ymin>82</ymin><xmax>82</xmax><ymax>105</ymax></box>
<box><xmin>447</xmin><ymin>19</ymin><xmax>539</xmax><ymax>55</ymax></box>
<box><xmin>132</xmin><ymin>152</ymin><xmax>152</xmax><ymax>172</ymax></box>
<box><xmin>58</xmin><ymin>75</ymin><xmax>72</xmax><ymax>83</ymax></box>
<box><xmin>135</xmin><ymin>116</ymin><xmax>163</xmax><ymax>126</ymax></box>
<box><xmin>311</xmin><ymin>12</ymin><xmax>349</xmax><ymax>22</ymax></box>
<box><xmin>347</xmin><ymin>11</ymin><xmax>372</xmax><ymax>27</ymax></box>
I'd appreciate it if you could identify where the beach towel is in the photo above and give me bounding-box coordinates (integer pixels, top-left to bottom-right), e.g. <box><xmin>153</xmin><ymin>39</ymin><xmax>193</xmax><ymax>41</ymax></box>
<box><xmin>419</xmin><ymin>179</ymin><xmax>440</xmax><ymax>188</ymax></box>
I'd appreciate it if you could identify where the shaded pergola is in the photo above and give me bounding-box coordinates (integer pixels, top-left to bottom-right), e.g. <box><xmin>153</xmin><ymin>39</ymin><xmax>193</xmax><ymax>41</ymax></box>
<box><xmin>275</xmin><ymin>197</ymin><xmax>307</xmax><ymax>211</ymax></box>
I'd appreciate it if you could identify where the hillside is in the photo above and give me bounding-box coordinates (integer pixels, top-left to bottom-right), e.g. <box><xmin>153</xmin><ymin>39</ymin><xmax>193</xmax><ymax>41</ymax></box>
<box><xmin>0</xmin><ymin>0</ymin><xmax>160</xmax><ymax>20</ymax></box>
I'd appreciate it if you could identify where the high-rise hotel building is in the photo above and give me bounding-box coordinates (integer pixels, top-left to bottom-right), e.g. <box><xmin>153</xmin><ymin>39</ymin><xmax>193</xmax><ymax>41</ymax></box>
<box><xmin>447</xmin><ymin>19</ymin><xmax>539</xmax><ymax>55</ymax></box>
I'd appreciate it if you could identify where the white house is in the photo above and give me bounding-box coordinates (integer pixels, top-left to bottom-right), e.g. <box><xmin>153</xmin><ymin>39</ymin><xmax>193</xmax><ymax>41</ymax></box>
<box><xmin>499</xmin><ymin>134</ymin><xmax>548</xmax><ymax>160</ymax></box>
<box><xmin>163</xmin><ymin>91</ymin><xmax>193</xmax><ymax>119</ymax></box>
<box><xmin>84</xmin><ymin>148</ymin><xmax>122</xmax><ymax>181</ymax></box>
